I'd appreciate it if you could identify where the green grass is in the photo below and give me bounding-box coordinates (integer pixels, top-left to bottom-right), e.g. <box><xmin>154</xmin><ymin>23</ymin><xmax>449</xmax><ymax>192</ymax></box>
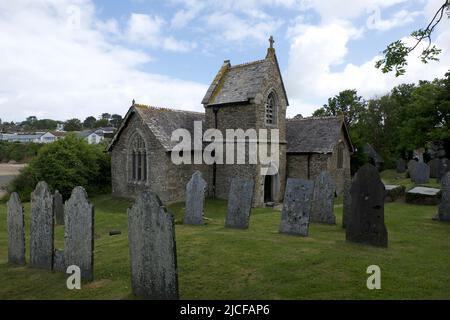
<box><xmin>1</xmin><ymin>195</ymin><xmax>450</xmax><ymax>300</ymax></box>
<box><xmin>380</xmin><ymin>169</ymin><xmax>440</xmax><ymax>190</ymax></box>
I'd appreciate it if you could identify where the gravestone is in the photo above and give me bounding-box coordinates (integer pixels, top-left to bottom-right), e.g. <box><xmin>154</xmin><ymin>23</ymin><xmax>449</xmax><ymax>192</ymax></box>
<box><xmin>310</xmin><ymin>172</ymin><xmax>336</xmax><ymax>224</ymax></box>
<box><xmin>53</xmin><ymin>190</ymin><xmax>64</xmax><ymax>226</ymax></box>
<box><xmin>406</xmin><ymin>187</ymin><xmax>441</xmax><ymax>205</ymax></box>
<box><xmin>407</xmin><ymin>160</ymin><xmax>418</xmax><ymax>178</ymax></box>
<box><xmin>279</xmin><ymin>178</ymin><xmax>314</xmax><ymax>237</ymax></box>
<box><xmin>396</xmin><ymin>159</ymin><xmax>406</xmax><ymax>173</ymax></box>
<box><xmin>437</xmin><ymin>172</ymin><xmax>450</xmax><ymax>221</ymax></box>
<box><xmin>128</xmin><ymin>191</ymin><xmax>178</xmax><ymax>300</ymax></box>
<box><xmin>7</xmin><ymin>193</ymin><xmax>26</xmax><ymax>265</ymax></box>
<box><xmin>184</xmin><ymin>171</ymin><xmax>207</xmax><ymax>226</ymax></box>
<box><xmin>342</xmin><ymin>176</ymin><xmax>352</xmax><ymax>229</ymax></box>
<box><xmin>428</xmin><ymin>159</ymin><xmax>440</xmax><ymax>179</ymax></box>
<box><xmin>346</xmin><ymin>164</ymin><xmax>388</xmax><ymax>247</ymax></box>
<box><xmin>225</xmin><ymin>178</ymin><xmax>254</xmax><ymax>229</ymax></box>
<box><xmin>64</xmin><ymin>187</ymin><xmax>94</xmax><ymax>281</ymax></box>
<box><xmin>437</xmin><ymin>158</ymin><xmax>450</xmax><ymax>182</ymax></box>
<box><xmin>53</xmin><ymin>249</ymin><xmax>66</xmax><ymax>273</ymax></box>
<box><xmin>30</xmin><ymin>181</ymin><xmax>54</xmax><ymax>270</ymax></box>
<box><xmin>411</xmin><ymin>162</ymin><xmax>430</xmax><ymax>184</ymax></box>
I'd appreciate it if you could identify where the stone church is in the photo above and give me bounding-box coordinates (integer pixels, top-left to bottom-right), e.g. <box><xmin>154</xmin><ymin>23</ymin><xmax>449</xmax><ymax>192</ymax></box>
<box><xmin>108</xmin><ymin>39</ymin><xmax>353</xmax><ymax>207</ymax></box>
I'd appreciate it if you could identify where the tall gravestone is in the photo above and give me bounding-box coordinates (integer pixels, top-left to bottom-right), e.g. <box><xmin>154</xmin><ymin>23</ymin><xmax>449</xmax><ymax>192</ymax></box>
<box><xmin>30</xmin><ymin>181</ymin><xmax>54</xmax><ymax>270</ymax></box>
<box><xmin>342</xmin><ymin>176</ymin><xmax>352</xmax><ymax>229</ymax></box>
<box><xmin>311</xmin><ymin>172</ymin><xmax>336</xmax><ymax>224</ymax></box>
<box><xmin>407</xmin><ymin>160</ymin><xmax>418</xmax><ymax>178</ymax></box>
<box><xmin>411</xmin><ymin>162</ymin><xmax>430</xmax><ymax>184</ymax></box>
<box><xmin>437</xmin><ymin>172</ymin><xmax>450</xmax><ymax>221</ymax></box>
<box><xmin>346</xmin><ymin>164</ymin><xmax>388</xmax><ymax>247</ymax></box>
<box><xmin>396</xmin><ymin>159</ymin><xmax>406</xmax><ymax>174</ymax></box>
<box><xmin>128</xmin><ymin>191</ymin><xmax>179</xmax><ymax>300</ymax></box>
<box><xmin>184</xmin><ymin>171</ymin><xmax>207</xmax><ymax>226</ymax></box>
<box><xmin>53</xmin><ymin>190</ymin><xmax>64</xmax><ymax>226</ymax></box>
<box><xmin>7</xmin><ymin>193</ymin><xmax>26</xmax><ymax>265</ymax></box>
<box><xmin>64</xmin><ymin>187</ymin><xmax>94</xmax><ymax>282</ymax></box>
<box><xmin>225</xmin><ymin>178</ymin><xmax>254</xmax><ymax>229</ymax></box>
<box><xmin>437</xmin><ymin>158</ymin><xmax>450</xmax><ymax>182</ymax></box>
<box><xmin>428</xmin><ymin>159</ymin><xmax>440</xmax><ymax>179</ymax></box>
<box><xmin>279</xmin><ymin>178</ymin><xmax>314</xmax><ymax>237</ymax></box>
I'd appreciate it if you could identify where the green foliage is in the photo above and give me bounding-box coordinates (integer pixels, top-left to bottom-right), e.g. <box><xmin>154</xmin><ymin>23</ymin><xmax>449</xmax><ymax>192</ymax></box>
<box><xmin>0</xmin><ymin>141</ymin><xmax>43</xmax><ymax>163</ymax></box>
<box><xmin>93</xmin><ymin>118</ymin><xmax>109</xmax><ymax>128</ymax></box>
<box><xmin>8</xmin><ymin>134</ymin><xmax>111</xmax><ymax>201</ymax></box>
<box><xmin>376</xmin><ymin>1</ymin><xmax>449</xmax><ymax>76</ymax></box>
<box><xmin>64</xmin><ymin>118</ymin><xmax>82</xmax><ymax>131</ymax></box>
<box><xmin>83</xmin><ymin>116</ymin><xmax>97</xmax><ymax>129</ymax></box>
<box><xmin>21</xmin><ymin>118</ymin><xmax>58</xmax><ymax>131</ymax></box>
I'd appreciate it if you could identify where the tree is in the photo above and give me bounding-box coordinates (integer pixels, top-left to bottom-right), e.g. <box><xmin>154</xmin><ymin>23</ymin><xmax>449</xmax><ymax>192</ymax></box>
<box><xmin>376</xmin><ymin>1</ymin><xmax>450</xmax><ymax>76</ymax></box>
<box><xmin>312</xmin><ymin>89</ymin><xmax>365</xmax><ymax>128</ymax></box>
<box><xmin>110</xmin><ymin>114</ymin><xmax>123</xmax><ymax>128</ymax></box>
<box><xmin>83</xmin><ymin>116</ymin><xmax>97</xmax><ymax>129</ymax></box>
<box><xmin>101</xmin><ymin>113</ymin><xmax>112</xmax><ymax>121</ymax></box>
<box><xmin>93</xmin><ymin>118</ymin><xmax>109</xmax><ymax>128</ymax></box>
<box><xmin>64</xmin><ymin>118</ymin><xmax>82</xmax><ymax>131</ymax></box>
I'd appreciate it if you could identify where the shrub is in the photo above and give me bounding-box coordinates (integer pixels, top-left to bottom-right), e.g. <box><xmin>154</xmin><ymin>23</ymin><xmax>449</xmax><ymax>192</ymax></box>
<box><xmin>0</xmin><ymin>141</ymin><xmax>43</xmax><ymax>163</ymax></box>
<box><xmin>8</xmin><ymin>134</ymin><xmax>111</xmax><ymax>201</ymax></box>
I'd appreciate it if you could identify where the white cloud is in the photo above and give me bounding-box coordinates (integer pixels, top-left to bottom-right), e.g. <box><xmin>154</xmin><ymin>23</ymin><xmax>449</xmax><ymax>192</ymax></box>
<box><xmin>366</xmin><ymin>9</ymin><xmax>422</xmax><ymax>31</ymax></box>
<box><xmin>284</xmin><ymin>10</ymin><xmax>450</xmax><ymax>117</ymax></box>
<box><xmin>0</xmin><ymin>0</ymin><xmax>208</xmax><ymax>122</ymax></box>
<box><xmin>126</xmin><ymin>13</ymin><xmax>165</xmax><ymax>46</ymax></box>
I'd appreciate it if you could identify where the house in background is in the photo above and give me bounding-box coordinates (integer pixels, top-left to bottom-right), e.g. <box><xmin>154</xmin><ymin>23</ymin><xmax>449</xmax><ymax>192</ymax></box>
<box><xmin>0</xmin><ymin>132</ymin><xmax>57</xmax><ymax>144</ymax></box>
<box><xmin>77</xmin><ymin>131</ymin><xmax>104</xmax><ymax>144</ymax></box>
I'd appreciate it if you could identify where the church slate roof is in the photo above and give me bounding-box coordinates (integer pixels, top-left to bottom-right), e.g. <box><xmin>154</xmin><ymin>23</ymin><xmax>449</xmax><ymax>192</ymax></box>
<box><xmin>363</xmin><ymin>143</ymin><xmax>384</xmax><ymax>164</ymax></box>
<box><xmin>134</xmin><ymin>105</ymin><xmax>205</xmax><ymax>151</ymax></box>
<box><xmin>286</xmin><ymin>116</ymin><xmax>353</xmax><ymax>154</ymax></box>
<box><xmin>202</xmin><ymin>50</ymin><xmax>289</xmax><ymax>107</ymax></box>
<box><xmin>107</xmin><ymin>104</ymin><xmax>205</xmax><ymax>152</ymax></box>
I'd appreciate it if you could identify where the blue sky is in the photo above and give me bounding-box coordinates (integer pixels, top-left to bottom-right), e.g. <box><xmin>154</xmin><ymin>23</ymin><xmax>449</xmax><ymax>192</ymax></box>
<box><xmin>0</xmin><ymin>0</ymin><xmax>449</xmax><ymax>122</ymax></box>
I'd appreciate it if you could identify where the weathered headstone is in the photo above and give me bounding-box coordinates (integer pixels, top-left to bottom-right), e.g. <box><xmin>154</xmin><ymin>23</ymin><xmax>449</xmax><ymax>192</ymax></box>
<box><xmin>184</xmin><ymin>171</ymin><xmax>207</xmax><ymax>226</ymax></box>
<box><xmin>437</xmin><ymin>158</ymin><xmax>450</xmax><ymax>182</ymax></box>
<box><xmin>64</xmin><ymin>187</ymin><xmax>94</xmax><ymax>282</ymax></box>
<box><xmin>128</xmin><ymin>191</ymin><xmax>179</xmax><ymax>300</ymax></box>
<box><xmin>53</xmin><ymin>190</ymin><xmax>64</xmax><ymax>226</ymax></box>
<box><xmin>396</xmin><ymin>159</ymin><xmax>406</xmax><ymax>173</ymax></box>
<box><xmin>428</xmin><ymin>159</ymin><xmax>440</xmax><ymax>179</ymax></box>
<box><xmin>30</xmin><ymin>181</ymin><xmax>54</xmax><ymax>270</ymax></box>
<box><xmin>346</xmin><ymin>164</ymin><xmax>388</xmax><ymax>247</ymax></box>
<box><xmin>407</xmin><ymin>159</ymin><xmax>418</xmax><ymax>178</ymax></box>
<box><xmin>411</xmin><ymin>162</ymin><xmax>430</xmax><ymax>184</ymax></box>
<box><xmin>342</xmin><ymin>176</ymin><xmax>352</xmax><ymax>229</ymax></box>
<box><xmin>53</xmin><ymin>249</ymin><xmax>66</xmax><ymax>273</ymax></box>
<box><xmin>310</xmin><ymin>172</ymin><xmax>336</xmax><ymax>225</ymax></box>
<box><xmin>406</xmin><ymin>187</ymin><xmax>441</xmax><ymax>205</ymax></box>
<box><xmin>437</xmin><ymin>172</ymin><xmax>450</xmax><ymax>221</ymax></box>
<box><xmin>279</xmin><ymin>178</ymin><xmax>314</xmax><ymax>237</ymax></box>
<box><xmin>225</xmin><ymin>178</ymin><xmax>254</xmax><ymax>229</ymax></box>
<box><xmin>7</xmin><ymin>193</ymin><xmax>26</xmax><ymax>265</ymax></box>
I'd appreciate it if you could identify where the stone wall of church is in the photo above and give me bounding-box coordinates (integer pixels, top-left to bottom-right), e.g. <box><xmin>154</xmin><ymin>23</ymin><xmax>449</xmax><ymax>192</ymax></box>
<box><xmin>326</xmin><ymin>132</ymin><xmax>352</xmax><ymax>195</ymax></box>
<box><xmin>111</xmin><ymin>113</ymin><xmax>212</xmax><ymax>204</ymax></box>
<box><xmin>286</xmin><ymin>153</ymin><xmax>330</xmax><ymax>181</ymax></box>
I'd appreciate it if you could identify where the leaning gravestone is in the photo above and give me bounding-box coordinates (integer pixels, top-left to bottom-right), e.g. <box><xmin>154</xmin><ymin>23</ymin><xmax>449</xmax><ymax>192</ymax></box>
<box><xmin>437</xmin><ymin>158</ymin><xmax>450</xmax><ymax>182</ymax></box>
<box><xmin>128</xmin><ymin>191</ymin><xmax>179</xmax><ymax>300</ymax></box>
<box><xmin>342</xmin><ymin>176</ymin><xmax>352</xmax><ymax>229</ymax></box>
<box><xmin>184</xmin><ymin>171</ymin><xmax>207</xmax><ymax>226</ymax></box>
<box><xmin>428</xmin><ymin>159</ymin><xmax>440</xmax><ymax>179</ymax></box>
<box><xmin>346</xmin><ymin>164</ymin><xmax>388</xmax><ymax>247</ymax></box>
<box><xmin>7</xmin><ymin>193</ymin><xmax>26</xmax><ymax>265</ymax></box>
<box><xmin>30</xmin><ymin>181</ymin><xmax>54</xmax><ymax>270</ymax></box>
<box><xmin>310</xmin><ymin>172</ymin><xmax>336</xmax><ymax>224</ymax></box>
<box><xmin>225</xmin><ymin>178</ymin><xmax>254</xmax><ymax>229</ymax></box>
<box><xmin>396</xmin><ymin>159</ymin><xmax>406</xmax><ymax>174</ymax></box>
<box><xmin>64</xmin><ymin>187</ymin><xmax>94</xmax><ymax>281</ymax></box>
<box><xmin>411</xmin><ymin>162</ymin><xmax>430</xmax><ymax>184</ymax></box>
<box><xmin>437</xmin><ymin>172</ymin><xmax>450</xmax><ymax>221</ymax></box>
<box><xmin>279</xmin><ymin>178</ymin><xmax>314</xmax><ymax>236</ymax></box>
<box><xmin>407</xmin><ymin>160</ymin><xmax>418</xmax><ymax>178</ymax></box>
<box><xmin>53</xmin><ymin>190</ymin><xmax>64</xmax><ymax>226</ymax></box>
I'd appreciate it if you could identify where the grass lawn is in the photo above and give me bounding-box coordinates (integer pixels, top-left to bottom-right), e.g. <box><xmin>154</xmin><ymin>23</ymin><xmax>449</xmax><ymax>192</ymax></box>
<box><xmin>381</xmin><ymin>169</ymin><xmax>440</xmax><ymax>190</ymax></box>
<box><xmin>0</xmin><ymin>194</ymin><xmax>450</xmax><ymax>300</ymax></box>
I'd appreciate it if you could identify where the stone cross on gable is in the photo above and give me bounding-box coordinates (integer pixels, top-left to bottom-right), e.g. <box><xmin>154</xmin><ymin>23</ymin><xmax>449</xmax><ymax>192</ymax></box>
<box><xmin>269</xmin><ymin>36</ymin><xmax>275</xmax><ymax>49</ymax></box>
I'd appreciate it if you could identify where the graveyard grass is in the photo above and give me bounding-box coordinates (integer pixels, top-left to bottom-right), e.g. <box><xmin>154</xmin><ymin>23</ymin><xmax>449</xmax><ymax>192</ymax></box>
<box><xmin>1</xmin><ymin>195</ymin><xmax>450</xmax><ymax>300</ymax></box>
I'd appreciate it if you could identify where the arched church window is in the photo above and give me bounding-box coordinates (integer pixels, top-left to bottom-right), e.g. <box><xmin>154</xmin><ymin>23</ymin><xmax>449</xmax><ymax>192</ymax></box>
<box><xmin>129</xmin><ymin>133</ymin><xmax>147</xmax><ymax>183</ymax></box>
<box><xmin>337</xmin><ymin>142</ymin><xmax>344</xmax><ymax>169</ymax></box>
<box><xmin>266</xmin><ymin>92</ymin><xmax>278</xmax><ymax>125</ymax></box>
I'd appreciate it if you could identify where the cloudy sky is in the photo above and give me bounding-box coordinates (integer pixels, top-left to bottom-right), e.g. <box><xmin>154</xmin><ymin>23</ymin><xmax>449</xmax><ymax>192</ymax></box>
<box><xmin>0</xmin><ymin>0</ymin><xmax>449</xmax><ymax>122</ymax></box>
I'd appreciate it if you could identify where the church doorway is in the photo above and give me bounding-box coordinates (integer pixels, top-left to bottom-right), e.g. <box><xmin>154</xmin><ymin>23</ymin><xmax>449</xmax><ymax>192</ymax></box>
<box><xmin>264</xmin><ymin>175</ymin><xmax>273</xmax><ymax>203</ymax></box>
